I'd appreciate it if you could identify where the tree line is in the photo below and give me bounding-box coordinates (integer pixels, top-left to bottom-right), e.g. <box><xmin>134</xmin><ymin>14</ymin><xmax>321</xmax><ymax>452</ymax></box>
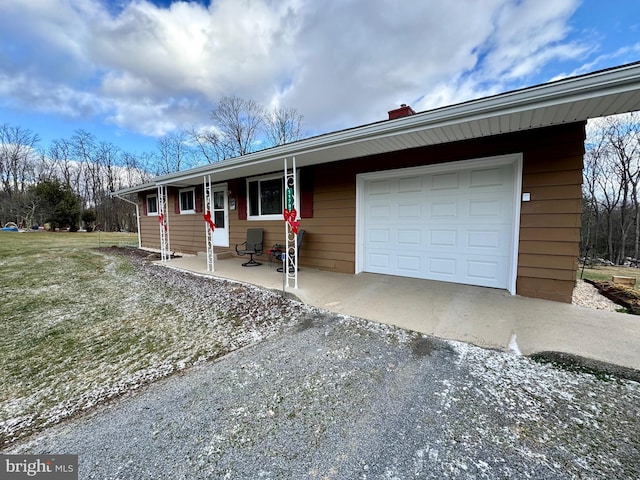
<box><xmin>582</xmin><ymin>112</ymin><xmax>640</xmax><ymax>264</ymax></box>
<box><xmin>0</xmin><ymin>96</ymin><xmax>304</xmax><ymax>231</ymax></box>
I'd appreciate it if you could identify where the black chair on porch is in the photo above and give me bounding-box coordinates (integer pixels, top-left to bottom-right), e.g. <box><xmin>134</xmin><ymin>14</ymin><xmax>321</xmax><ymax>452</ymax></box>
<box><xmin>235</xmin><ymin>228</ymin><xmax>264</xmax><ymax>267</ymax></box>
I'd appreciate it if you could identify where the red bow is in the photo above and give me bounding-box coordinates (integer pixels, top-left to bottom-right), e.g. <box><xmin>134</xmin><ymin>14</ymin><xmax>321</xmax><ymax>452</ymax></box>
<box><xmin>203</xmin><ymin>211</ymin><xmax>216</xmax><ymax>231</ymax></box>
<box><xmin>283</xmin><ymin>208</ymin><xmax>299</xmax><ymax>234</ymax></box>
<box><xmin>158</xmin><ymin>213</ymin><xmax>167</xmax><ymax>231</ymax></box>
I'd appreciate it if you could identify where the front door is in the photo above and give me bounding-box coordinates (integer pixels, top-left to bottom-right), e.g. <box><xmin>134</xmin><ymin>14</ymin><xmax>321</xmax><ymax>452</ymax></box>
<box><xmin>211</xmin><ymin>184</ymin><xmax>229</xmax><ymax>247</ymax></box>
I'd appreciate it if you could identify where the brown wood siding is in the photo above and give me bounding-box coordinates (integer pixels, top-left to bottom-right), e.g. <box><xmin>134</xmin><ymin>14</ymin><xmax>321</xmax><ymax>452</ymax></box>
<box><xmin>136</xmin><ymin>122</ymin><xmax>585</xmax><ymax>303</ymax></box>
<box><xmin>517</xmin><ymin>123</ymin><xmax>584</xmax><ymax>303</ymax></box>
<box><xmin>167</xmin><ymin>211</ymin><xmax>207</xmax><ymax>253</ymax></box>
<box><xmin>138</xmin><ymin>190</ymin><xmax>207</xmax><ymax>254</ymax></box>
<box><xmin>139</xmin><ymin>192</ymin><xmax>161</xmax><ymax>250</ymax></box>
<box><xmin>224</xmin><ymin>175</ymin><xmax>357</xmax><ymax>272</ymax></box>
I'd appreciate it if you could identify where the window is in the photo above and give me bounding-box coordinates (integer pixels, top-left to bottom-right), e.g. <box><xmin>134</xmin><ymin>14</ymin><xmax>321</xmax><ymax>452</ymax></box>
<box><xmin>179</xmin><ymin>188</ymin><xmax>195</xmax><ymax>214</ymax></box>
<box><xmin>213</xmin><ymin>190</ymin><xmax>225</xmax><ymax>228</ymax></box>
<box><xmin>146</xmin><ymin>194</ymin><xmax>158</xmax><ymax>216</ymax></box>
<box><xmin>247</xmin><ymin>175</ymin><xmax>283</xmax><ymax>220</ymax></box>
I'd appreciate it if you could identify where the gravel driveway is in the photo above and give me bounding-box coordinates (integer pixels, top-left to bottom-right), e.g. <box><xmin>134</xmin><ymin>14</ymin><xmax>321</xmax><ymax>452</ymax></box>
<box><xmin>6</xmin><ymin>312</ymin><xmax>639</xmax><ymax>479</ymax></box>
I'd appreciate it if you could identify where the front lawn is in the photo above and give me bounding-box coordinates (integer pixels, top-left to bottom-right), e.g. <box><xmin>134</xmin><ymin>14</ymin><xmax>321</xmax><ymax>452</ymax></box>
<box><xmin>0</xmin><ymin>232</ymin><xmax>305</xmax><ymax>446</ymax></box>
<box><xmin>578</xmin><ymin>264</ymin><xmax>640</xmax><ymax>290</ymax></box>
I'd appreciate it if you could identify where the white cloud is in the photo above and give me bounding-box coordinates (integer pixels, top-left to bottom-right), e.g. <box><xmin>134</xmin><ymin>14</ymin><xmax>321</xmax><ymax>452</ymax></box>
<box><xmin>0</xmin><ymin>0</ymin><xmax>604</xmax><ymax>141</ymax></box>
<box><xmin>477</xmin><ymin>0</ymin><xmax>586</xmax><ymax>81</ymax></box>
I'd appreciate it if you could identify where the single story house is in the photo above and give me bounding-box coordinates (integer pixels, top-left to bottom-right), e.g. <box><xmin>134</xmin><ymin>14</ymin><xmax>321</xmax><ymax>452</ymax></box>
<box><xmin>114</xmin><ymin>62</ymin><xmax>640</xmax><ymax>303</ymax></box>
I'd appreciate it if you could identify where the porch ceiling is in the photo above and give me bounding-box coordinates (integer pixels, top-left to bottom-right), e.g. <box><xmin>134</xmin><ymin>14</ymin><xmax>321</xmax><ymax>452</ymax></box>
<box><xmin>118</xmin><ymin>62</ymin><xmax>640</xmax><ymax>192</ymax></box>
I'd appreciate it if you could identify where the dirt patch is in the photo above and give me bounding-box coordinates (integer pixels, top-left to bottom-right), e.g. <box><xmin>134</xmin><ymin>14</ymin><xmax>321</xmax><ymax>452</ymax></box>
<box><xmin>530</xmin><ymin>351</ymin><xmax>640</xmax><ymax>383</ymax></box>
<box><xmin>586</xmin><ymin>279</ymin><xmax>640</xmax><ymax>314</ymax></box>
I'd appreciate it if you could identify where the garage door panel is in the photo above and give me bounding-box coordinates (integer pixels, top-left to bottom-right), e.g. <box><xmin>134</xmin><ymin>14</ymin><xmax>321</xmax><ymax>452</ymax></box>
<box><xmin>368</xmin><ymin>228</ymin><xmax>390</xmax><ymax>243</ymax></box>
<box><xmin>466</xmin><ymin>259</ymin><xmax>500</xmax><ymax>281</ymax></box>
<box><xmin>397</xmin><ymin>255</ymin><xmax>421</xmax><ymax>272</ymax></box>
<box><xmin>368</xmin><ymin>204</ymin><xmax>390</xmax><ymax>220</ymax></box>
<box><xmin>432</xmin><ymin>172</ymin><xmax>460</xmax><ymax>190</ymax></box>
<box><xmin>430</xmin><ymin>201</ymin><xmax>458</xmax><ymax>217</ymax></box>
<box><xmin>470</xmin><ymin>167</ymin><xmax>504</xmax><ymax>187</ymax></box>
<box><xmin>398</xmin><ymin>203</ymin><xmax>421</xmax><ymax>218</ymax></box>
<box><xmin>466</xmin><ymin>230</ymin><xmax>501</xmax><ymax>249</ymax></box>
<box><xmin>398</xmin><ymin>176</ymin><xmax>422</xmax><ymax>192</ymax></box>
<box><xmin>429</xmin><ymin>229</ymin><xmax>457</xmax><ymax>247</ymax></box>
<box><xmin>468</xmin><ymin>198</ymin><xmax>502</xmax><ymax>217</ymax></box>
<box><xmin>367</xmin><ymin>252</ymin><xmax>390</xmax><ymax>269</ymax></box>
<box><xmin>428</xmin><ymin>257</ymin><xmax>457</xmax><ymax>276</ymax></box>
<box><xmin>368</xmin><ymin>180</ymin><xmax>391</xmax><ymax>195</ymax></box>
<box><xmin>398</xmin><ymin>229</ymin><xmax>421</xmax><ymax>245</ymax></box>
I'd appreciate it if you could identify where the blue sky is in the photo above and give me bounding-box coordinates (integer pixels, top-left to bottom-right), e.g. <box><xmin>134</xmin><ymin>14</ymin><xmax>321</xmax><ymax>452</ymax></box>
<box><xmin>0</xmin><ymin>0</ymin><xmax>638</xmax><ymax>158</ymax></box>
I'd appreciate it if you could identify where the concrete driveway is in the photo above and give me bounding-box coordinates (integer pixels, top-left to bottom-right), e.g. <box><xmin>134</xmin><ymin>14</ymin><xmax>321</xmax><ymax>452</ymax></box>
<box><xmin>165</xmin><ymin>254</ymin><xmax>640</xmax><ymax>373</ymax></box>
<box><xmin>9</xmin><ymin>313</ymin><xmax>640</xmax><ymax>479</ymax></box>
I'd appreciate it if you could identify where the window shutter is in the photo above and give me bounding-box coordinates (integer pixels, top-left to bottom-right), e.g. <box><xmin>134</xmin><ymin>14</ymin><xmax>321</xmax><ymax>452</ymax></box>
<box><xmin>142</xmin><ymin>195</ymin><xmax>147</xmax><ymax>216</ymax></box>
<box><xmin>300</xmin><ymin>168</ymin><xmax>314</xmax><ymax>218</ymax></box>
<box><xmin>237</xmin><ymin>179</ymin><xmax>247</xmax><ymax>220</ymax></box>
<box><xmin>195</xmin><ymin>186</ymin><xmax>203</xmax><ymax>213</ymax></box>
<box><xmin>174</xmin><ymin>190</ymin><xmax>180</xmax><ymax>214</ymax></box>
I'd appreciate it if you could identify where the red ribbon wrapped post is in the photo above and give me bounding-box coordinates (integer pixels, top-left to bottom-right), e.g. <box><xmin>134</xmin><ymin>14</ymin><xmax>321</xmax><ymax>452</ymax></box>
<box><xmin>158</xmin><ymin>213</ymin><xmax>167</xmax><ymax>231</ymax></box>
<box><xmin>283</xmin><ymin>208</ymin><xmax>299</xmax><ymax>234</ymax></box>
<box><xmin>203</xmin><ymin>210</ymin><xmax>216</xmax><ymax>231</ymax></box>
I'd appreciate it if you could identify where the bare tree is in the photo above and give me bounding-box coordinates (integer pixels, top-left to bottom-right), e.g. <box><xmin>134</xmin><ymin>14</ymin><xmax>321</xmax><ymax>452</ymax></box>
<box><xmin>154</xmin><ymin>131</ymin><xmax>195</xmax><ymax>174</ymax></box>
<box><xmin>0</xmin><ymin>124</ymin><xmax>40</xmax><ymax>195</ymax></box>
<box><xmin>48</xmin><ymin>139</ymin><xmax>76</xmax><ymax>187</ymax></box>
<box><xmin>72</xmin><ymin>130</ymin><xmax>99</xmax><ymax>210</ymax></box>
<box><xmin>583</xmin><ymin>113</ymin><xmax>640</xmax><ymax>263</ymax></box>
<box><xmin>605</xmin><ymin>115</ymin><xmax>640</xmax><ymax>262</ymax></box>
<box><xmin>187</xmin><ymin>126</ymin><xmax>226</xmax><ymax>164</ymax></box>
<box><xmin>210</xmin><ymin>96</ymin><xmax>265</xmax><ymax>158</ymax></box>
<box><xmin>264</xmin><ymin>106</ymin><xmax>304</xmax><ymax>147</ymax></box>
<box><xmin>33</xmin><ymin>149</ymin><xmax>56</xmax><ymax>183</ymax></box>
<box><xmin>121</xmin><ymin>152</ymin><xmax>151</xmax><ymax>187</ymax></box>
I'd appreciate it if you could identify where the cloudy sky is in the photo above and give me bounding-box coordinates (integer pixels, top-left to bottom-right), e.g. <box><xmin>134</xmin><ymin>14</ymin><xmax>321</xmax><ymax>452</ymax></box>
<box><xmin>0</xmin><ymin>0</ymin><xmax>639</xmax><ymax>155</ymax></box>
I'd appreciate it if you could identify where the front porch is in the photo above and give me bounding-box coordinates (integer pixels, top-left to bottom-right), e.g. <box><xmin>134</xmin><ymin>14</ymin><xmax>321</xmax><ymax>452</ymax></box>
<box><xmin>156</xmin><ymin>253</ymin><xmax>640</xmax><ymax>372</ymax></box>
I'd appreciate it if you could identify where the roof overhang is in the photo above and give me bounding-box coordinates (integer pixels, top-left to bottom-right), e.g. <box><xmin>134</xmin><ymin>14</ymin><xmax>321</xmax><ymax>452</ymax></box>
<box><xmin>114</xmin><ymin>61</ymin><xmax>640</xmax><ymax>194</ymax></box>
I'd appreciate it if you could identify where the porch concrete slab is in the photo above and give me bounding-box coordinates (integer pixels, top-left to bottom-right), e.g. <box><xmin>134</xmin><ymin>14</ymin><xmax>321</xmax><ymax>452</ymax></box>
<box><xmin>161</xmin><ymin>254</ymin><xmax>640</xmax><ymax>372</ymax></box>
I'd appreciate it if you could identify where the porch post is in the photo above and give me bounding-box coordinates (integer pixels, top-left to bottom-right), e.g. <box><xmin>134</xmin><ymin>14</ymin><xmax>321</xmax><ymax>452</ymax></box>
<box><xmin>204</xmin><ymin>174</ymin><xmax>215</xmax><ymax>272</ymax></box>
<box><xmin>284</xmin><ymin>157</ymin><xmax>299</xmax><ymax>289</ymax></box>
<box><xmin>157</xmin><ymin>185</ymin><xmax>170</xmax><ymax>261</ymax></box>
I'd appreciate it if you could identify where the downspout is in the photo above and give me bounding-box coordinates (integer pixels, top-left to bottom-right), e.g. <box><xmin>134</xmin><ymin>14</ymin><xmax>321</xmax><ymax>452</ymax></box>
<box><xmin>111</xmin><ymin>193</ymin><xmax>142</xmax><ymax>248</ymax></box>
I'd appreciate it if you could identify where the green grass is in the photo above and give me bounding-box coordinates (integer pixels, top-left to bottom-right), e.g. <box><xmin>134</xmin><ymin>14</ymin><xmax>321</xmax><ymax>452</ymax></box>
<box><xmin>578</xmin><ymin>264</ymin><xmax>640</xmax><ymax>290</ymax></box>
<box><xmin>0</xmin><ymin>231</ymin><xmax>294</xmax><ymax>446</ymax></box>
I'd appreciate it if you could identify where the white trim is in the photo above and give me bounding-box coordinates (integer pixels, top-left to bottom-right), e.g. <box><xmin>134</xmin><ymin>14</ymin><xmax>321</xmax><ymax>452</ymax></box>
<box><xmin>510</xmin><ymin>157</ymin><xmax>524</xmax><ymax>295</ymax></box>
<box><xmin>146</xmin><ymin>193</ymin><xmax>158</xmax><ymax>216</ymax></box>
<box><xmin>356</xmin><ymin>153</ymin><xmax>522</xmax><ymax>294</ymax></box>
<box><xmin>246</xmin><ymin>173</ymin><xmax>284</xmax><ymax>221</ymax></box>
<box><xmin>211</xmin><ymin>182</ymin><xmax>229</xmax><ymax>248</ymax></box>
<box><xmin>204</xmin><ymin>175</ymin><xmax>215</xmax><ymax>272</ymax></box>
<box><xmin>284</xmin><ymin>157</ymin><xmax>299</xmax><ymax>289</ymax></box>
<box><xmin>179</xmin><ymin>187</ymin><xmax>196</xmax><ymax>214</ymax></box>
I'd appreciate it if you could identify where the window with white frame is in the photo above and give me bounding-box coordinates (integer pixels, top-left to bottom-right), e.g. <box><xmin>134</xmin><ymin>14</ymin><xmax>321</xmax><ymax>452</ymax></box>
<box><xmin>146</xmin><ymin>194</ymin><xmax>158</xmax><ymax>216</ymax></box>
<box><xmin>247</xmin><ymin>174</ymin><xmax>283</xmax><ymax>220</ymax></box>
<box><xmin>179</xmin><ymin>188</ymin><xmax>195</xmax><ymax>214</ymax></box>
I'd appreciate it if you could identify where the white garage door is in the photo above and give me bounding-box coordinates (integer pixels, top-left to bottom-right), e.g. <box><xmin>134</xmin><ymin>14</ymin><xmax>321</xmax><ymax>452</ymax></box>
<box><xmin>359</xmin><ymin>156</ymin><xmax>519</xmax><ymax>291</ymax></box>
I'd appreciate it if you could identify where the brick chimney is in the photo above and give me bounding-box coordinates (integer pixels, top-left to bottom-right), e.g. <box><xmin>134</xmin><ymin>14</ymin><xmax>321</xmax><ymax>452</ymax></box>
<box><xmin>388</xmin><ymin>103</ymin><xmax>416</xmax><ymax>120</ymax></box>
